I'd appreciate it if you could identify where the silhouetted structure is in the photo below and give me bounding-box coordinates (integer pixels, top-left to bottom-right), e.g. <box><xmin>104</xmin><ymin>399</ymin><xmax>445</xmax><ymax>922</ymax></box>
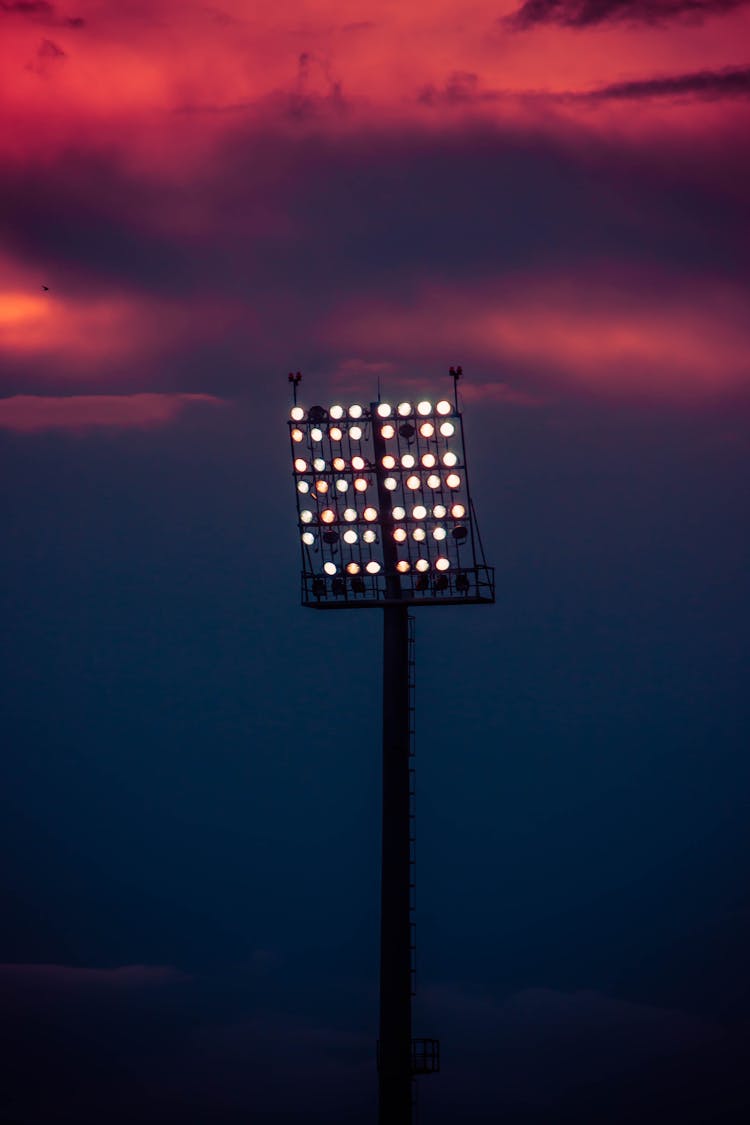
<box><xmin>287</xmin><ymin>371</ymin><xmax>494</xmax><ymax>1123</ymax></box>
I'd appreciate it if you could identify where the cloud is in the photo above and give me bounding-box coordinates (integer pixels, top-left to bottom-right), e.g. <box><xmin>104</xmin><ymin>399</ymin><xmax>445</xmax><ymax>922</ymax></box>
<box><xmin>505</xmin><ymin>0</ymin><xmax>749</xmax><ymax>30</ymax></box>
<box><xmin>0</xmin><ymin>1</ymin><xmax>84</xmax><ymax>27</ymax></box>
<box><xmin>0</xmin><ymin>392</ymin><xmax>224</xmax><ymax>431</ymax></box>
<box><xmin>584</xmin><ymin>64</ymin><xmax>750</xmax><ymax>101</ymax></box>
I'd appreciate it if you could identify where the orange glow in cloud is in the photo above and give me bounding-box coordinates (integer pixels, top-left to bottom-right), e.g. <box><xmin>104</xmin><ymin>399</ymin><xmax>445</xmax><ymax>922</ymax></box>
<box><xmin>0</xmin><ymin>393</ymin><xmax>222</xmax><ymax>432</ymax></box>
<box><xmin>324</xmin><ymin>273</ymin><xmax>750</xmax><ymax>400</ymax></box>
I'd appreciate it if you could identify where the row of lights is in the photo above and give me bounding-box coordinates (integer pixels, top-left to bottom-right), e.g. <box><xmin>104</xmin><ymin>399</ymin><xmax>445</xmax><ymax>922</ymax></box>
<box><xmin>321</xmin><ymin>557</ymin><xmax>452</xmax><ymax>577</ymax></box>
<box><xmin>302</xmin><ymin>502</ymin><xmax>467</xmax><ymax>523</ymax></box>
<box><xmin>294</xmin><ymin>453</ymin><xmax>459</xmax><ymax>473</ymax></box>
<box><xmin>304</xmin><ymin>524</ymin><xmax>466</xmax><ymax>545</ymax></box>
<box><xmin>291</xmin><ymin>400</ymin><xmax>454</xmax><ymax>423</ymax></box>
<box><xmin>291</xmin><ymin>420</ymin><xmax>456</xmax><ymax>443</ymax></box>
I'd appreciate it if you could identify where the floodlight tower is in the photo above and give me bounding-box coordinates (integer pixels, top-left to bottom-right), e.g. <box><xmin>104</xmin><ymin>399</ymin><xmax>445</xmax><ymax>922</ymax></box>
<box><xmin>287</xmin><ymin>368</ymin><xmax>494</xmax><ymax>1125</ymax></box>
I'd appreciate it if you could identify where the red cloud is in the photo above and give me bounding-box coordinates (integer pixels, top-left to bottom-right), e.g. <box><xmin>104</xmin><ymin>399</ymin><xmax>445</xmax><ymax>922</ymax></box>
<box><xmin>0</xmin><ymin>392</ymin><xmax>223</xmax><ymax>431</ymax></box>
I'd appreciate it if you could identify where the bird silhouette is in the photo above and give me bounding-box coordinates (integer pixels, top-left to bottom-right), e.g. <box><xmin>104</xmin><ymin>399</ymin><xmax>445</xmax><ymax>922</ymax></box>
<box><xmin>41</xmin><ymin>285</ymin><xmax>49</xmax><ymax>291</ymax></box>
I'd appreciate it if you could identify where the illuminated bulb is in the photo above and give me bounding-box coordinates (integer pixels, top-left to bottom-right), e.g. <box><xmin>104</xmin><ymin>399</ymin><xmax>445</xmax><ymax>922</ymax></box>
<box><xmin>329</xmin><ymin>426</ymin><xmax>343</xmax><ymax>441</ymax></box>
<box><xmin>419</xmin><ymin>421</ymin><xmax>435</xmax><ymax>438</ymax></box>
<box><xmin>397</xmin><ymin>402</ymin><xmax>412</xmax><ymax>416</ymax></box>
<box><xmin>363</xmin><ymin>506</ymin><xmax>378</xmax><ymax>522</ymax></box>
<box><xmin>354</xmin><ymin>478</ymin><xmax>368</xmax><ymax>492</ymax></box>
<box><xmin>439</xmin><ymin>421</ymin><xmax>455</xmax><ymax>437</ymax></box>
<box><xmin>415</xmin><ymin>558</ymin><xmax>430</xmax><ymax>573</ymax></box>
<box><xmin>426</xmin><ymin>474</ymin><xmax>441</xmax><ymax>489</ymax></box>
<box><xmin>294</xmin><ymin>458</ymin><xmax>308</xmax><ymax>473</ymax></box>
<box><xmin>349</xmin><ymin>404</ymin><xmax>363</xmax><ymax>419</ymax></box>
<box><xmin>376</xmin><ymin>403</ymin><xmax>392</xmax><ymax>418</ymax></box>
<box><xmin>315</xmin><ymin>480</ymin><xmax>329</xmax><ymax>494</ymax></box>
<box><xmin>297</xmin><ymin>480</ymin><xmax>310</xmax><ymax>494</ymax></box>
<box><xmin>405</xmin><ymin>474</ymin><xmax>421</xmax><ymax>490</ymax></box>
<box><xmin>313</xmin><ymin>458</ymin><xmax>325</xmax><ymax>472</ymax></box>
<box><xmin>442</xmin><ymin>451</ymin><xmax>458</xmax><ymax>467</ymax></box>
<box><xmin>330</xmin><ymin>405</ymin><xmax>345</xmax><ymax>420</ymax></box>
<box><xmin>343</xmin><ymin>508</ymin><xmax>358</xmax><ymax>522</ymax></box>
<box><xmin>436</xmin><ymin>400</ymin><xmax>452</xmax><ymax>415</ymax></box>
<box><xmin>332</xmin><ymin>456</ymin><xmax>346</xmax><ymax>471</ymax></box>
<box><xmin>401</xmin><ymin>454</ymin><xmax>416</xmax><ymax>469</ymax></box>
<box><xmin>352</xmin><ymin>455</ymin><xmax>366</xmax><ymax>471</ymax></box>
<box><xmin>433</xmin><ymin>504</ymin><xmax>447</xmax><ymax>518</ymax></box>
<box><xmin>291</xmin><ymin>428</ymin><xmax>304</xmax><ymax>443</ymax></box>
<box><xmin>392</xmin><ymin>506</ymin><xmax>406</xmax><ymax>520</ymax></box>
<box><xmin>435</xmin><ymin>557</ymin><xmax>450</xmax><ymax>571</ymax></box>
<box><xmin>301</xmin><ymin>532</ymin><xmax>315</xmax><ymax>545</ymax></box>
<box><xmin>300</xmin><ymin>510</ymin><xmax>314</xmax><ymax>524</ymax></box>
<box><xmin>412</xmin><ymin>505</ymin><xmax>427</xmax><ymax>519</ymax></box>
<box><xmin>446</xmin><ymin>473</ymin><xmax>461</xmax><ymax>489</ymax></box>
<box><xmin>323</xmin><ymin>562</ymin><xmax>337</xmax><ymax>576</ymax></box>
<box><xmin>396</xmin><ymin>560</ymin><xmax>411</xmax><ymax>573</ymax></box>
<box><xmin>349</xmin><ymin>425</ymin><xmax>363</xmax><ymax>441</ymax></box>
<box><xmin>433</xmin><ymin>526</ymin><xmax>447</xmax><ymax>541</ymax></box>
<box><xmin>413</xmin><ymin>528</ymin><xmax>426</xmax><ymax>542</ymax></box>
<box><xmin>320</xmin><ymin>509</ymin><xmax>336</xmax><ymax>524</ymax></box>
<box><xmin>336</xmin><ymin>479</ymin><xmax>349</xmax><ymax>492</ymax></box>
<box><xmin>417</xmin><ymin>400</ymin><xmax>432</xmax><ymax>416</ymax></box>
<box><xmin>290</xmin><ymin>406</ymin><xmax>305</xmax><ymax>421</ymax></box>
<box><xmin>343</xmin><ymin>529</ymin><xmax>358</xmax><ymax>544</ymax></box>
<box><xmin>310</xmin><ymin>427</ymin><xmax>323</xmax><ymax>442</ymax></box>
<box><xmin>393</xmin><ymin>528</ymin><xmax>407</xmax><ymax>543</ymax></box>
<box><xmin>381</xmin><ymin>424</ymin><xmax>396</xmax><ymax>440</ymax></box>
<box><xmin>363</xmin><ymin>528</ymin><xmax>377</xmax><ymax>543</ymax></box>
<box><xmin>384</xmin><ymin>477</ymin><xmax>398</xmax><ymax>491</ymax></box>
<box><xmin>450</xmin><ymin>503</ymin><xmax>466</xmax><ymax>518</ymax></box>
<box><xmin>421</xmin><ymin>453</ymin><xmax>436</xmax><ymax>468</ymax></box>
<box><xmin>346</xmin><ymin>561</ymin><xmax>360</xmax><ymax>575</ymax></box>
<box><xmin>366</xmin><ymin>559</ymin><xmax>381</xmax><ymax>573</ymax></box>
<box><xmin>382</xmin><ymin>455</ymin><xmax>396</xmax><ymax>470</ymax></box>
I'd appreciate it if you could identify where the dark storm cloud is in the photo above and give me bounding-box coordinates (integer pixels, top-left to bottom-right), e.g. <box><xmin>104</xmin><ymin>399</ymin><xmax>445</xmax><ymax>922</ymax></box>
<box><xmin>505</xmin><ymin>0</ymin><xmax>749</xmax><ymax>29</ymax></box>
<box><xmin>584</xmin><ymin>63</ymin><xmax>750</xmax><ymax>100</ymax></box>
<box><xmin>0</xmin><ymin>0</ymin><xmax>85</xmax><ymax>27</ymax></box>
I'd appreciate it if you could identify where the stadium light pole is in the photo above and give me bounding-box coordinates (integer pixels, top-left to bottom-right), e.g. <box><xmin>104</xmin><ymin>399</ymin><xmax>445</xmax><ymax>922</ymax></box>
<box><xmin>286</xmin><ymin>368</ymin><xmax>494</xmax><ymax>1124</ymax></box>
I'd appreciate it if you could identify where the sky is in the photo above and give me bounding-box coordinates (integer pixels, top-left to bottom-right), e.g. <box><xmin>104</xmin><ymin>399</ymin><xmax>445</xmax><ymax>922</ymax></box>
<box><xmin>1</xmin><ymin>1</ymin><xmax>749</xmax><ymax>1121</ymax></box>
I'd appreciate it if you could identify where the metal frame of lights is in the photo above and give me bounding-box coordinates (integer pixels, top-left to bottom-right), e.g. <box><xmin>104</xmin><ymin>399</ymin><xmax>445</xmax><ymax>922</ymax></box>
<box><xmin>287</xmin><ymin>374</ymin><xmax>494</xmax><ymax>1125</ymax></box>
<box><xmin>289</xmin><ymin>395</ymin><xmax>494</xmax><ymax>608</ymax></box>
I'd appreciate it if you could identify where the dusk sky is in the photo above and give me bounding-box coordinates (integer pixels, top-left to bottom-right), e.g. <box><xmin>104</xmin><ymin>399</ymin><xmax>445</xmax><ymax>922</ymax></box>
<box><xmin>2</xmin><ymin>1</ymin><xmax>749</xmax><ymax>1121</ymax></box>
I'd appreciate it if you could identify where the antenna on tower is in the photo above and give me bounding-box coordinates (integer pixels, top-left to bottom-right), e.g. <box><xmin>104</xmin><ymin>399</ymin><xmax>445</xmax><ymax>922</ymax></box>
<box><xmin>288</xmin><ymin>370</ymin><xmax>302</xmax><ymax>405</ymax></box>
<box><xmin>449</xmin><ymin>365</ymin><xmax>463</xmax><ymax>412</ymax></box>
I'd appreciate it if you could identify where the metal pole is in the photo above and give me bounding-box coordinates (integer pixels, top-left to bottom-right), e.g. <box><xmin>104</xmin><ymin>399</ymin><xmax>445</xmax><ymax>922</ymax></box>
<box><xmin>379</xmin><ymin>603</ymin><xmax>412</xmax><ymax>1125</ymax></box>
<box><xmin>372</xmin><ymin>404</ymin><xmax>413</xmax><ymax>1124</ymax></box>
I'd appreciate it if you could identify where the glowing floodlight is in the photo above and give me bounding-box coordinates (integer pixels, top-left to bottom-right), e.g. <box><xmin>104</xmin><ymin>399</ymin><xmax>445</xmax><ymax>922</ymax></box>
<box><xmin>401</xmin><ymin>454</ymin><xmax>416</xmax><ymax>469</ymax></box>
<box><xmin>352</xmin><ymin>455</ymin><xmax>366</xmax><ymax>471</ymax></box>
<box><xmin>450</xmin><ymin>503</ymin><xmax>465</xmax><ymax>519</ymax></box>
<box><xmin>290</xmin><ymin>405</ymin><xmax>305</xmax><ymax>421</ymax></box>
<box><xmin>442</xmin><ymin>451</ymin><xmax>458</xmax><ymax>467</ymax></box>
<box><xmin>310</xmin><ymin>427</ymin><xmax>324</xmax><ymax>442</ymax></box>
<box><xmin>377</xmin><ymin>403</ymin><xmax>392</xmax><ymax>418</ymax></box>
<box><xmin>323</xmin><ymin>562</ymin><xmax>337</xmax><ymax>576</ymax></box>
<box><xmin>330</xmin><ymin>404</ymin><xmax>345</xmax><ymax>420</ymax></box>
<box><xmin>343</xmin><ymin>529</ymin><xmax>358</xmax><ymax>544</ymax></box>
<box><xmin>381</xmin><ymin>424</ymin><xmax>396</xmax><ymax>439</ymax></box>
<box><xmin>329</xmin><ymin>426</ymin><xmax>343</xmax><ymax>441</ymax></box>
<box><xmin>416</xmin><ymin>400</ymin><xmax>432</xmax><ymax>416</ymax></box>
<box><xmin>393</xmin><ymin>528</ymin><xmax>407</xmax><ymax>543</ymax></box>
<box><xmin>433</xmin><ymin>503</ymin><xmax>446</xmax><ymax>518</ymax></box>
<box><xmin>419</xmin><ymin>421</ymin><xmax>435</xmax><ymax>438</ymax></box>
<box><xmin>415</xmin><ymin>558</ymin><xmax>430</xmax><ymax>572</ymax></box>
<box><xmin>412</xmin><ymin>504</ymin><xmax>427</xmax><ymax>520</ymax></box>
<box><xmin>384</xmin><ymin>477</ymin><xmax>398</xmax><ymax>491</ymax></box>
<box><xmin>435</xmin><ymin>557</ymin><xmax>450</xmax><ymax>571</ymax></box>
<box><xmin>344</xmin><ymin>508</ymin><xmax>358</xmax><ymax>522</ymax></box>
<box><xmin>294</xmin><ymin>458</ymin><xmax>308</xmax><ymax>473</ymax></box>
<box><xmin>363</xmin><ymin>506</ymin><xmax>378</xmax><ymax>522</ymax></box>
<box><xmin>363</xmin><ymin>528</ymin><xmax>377</xmax><ymax>544</ymax></box>
<box><xmin>315</xmin><ymin>480</ymin><xmax>329</xmax><ymax>495</ymax></box>
<box><xmin>439</xmin><ymin>421</ymin><xmax>455</xmax><ymax>437</ymax></box>
<box><xmin>354</xmin><ymin>477</ymin><xmax>369</xmax><ymax>492</ymax></box>
<box><xmin>426</xmin><ymin>474</ymin><xmax>441</xmax><ymax>489</ymax></box>
<box><xmin>366</xmin><ymin>560</ymin><xmax>381</xmax><ymax>574</ymax></box>
<box><xmin>382</xmin><ymin>455</ymin><xmax>397</xmax><ymax>469</ymax></box>
<box><xmin>350</xmin><ymin>425</ymin><xmax>364</xmax><ymax>441</ymax></box>
<box><xmin>346</xmin><ymin>561</ymin><xmax>361</xmax><ymax>575</ymax></box>
<box><xmin>291</xmin><ymin>428</ymin><xmax>304</xmax><ymax>443</ymax></box>
<box><xmin>436</xmin><ymin>400</ymin><xmax>452</xmax><ymax>415</ymax></box>
<box><xmin>300</xmin><ymin>509</ymin><xmax>314</xmax><ymax>524</ymax></box>
<box><xmin>336</xmin><ymin>479</ymin><xmax>349</xmax><ymax>492</ymax></box>
<box><xmin>396</xmin><ymin>560</ymin><xmax>411</xmax><ymax>573</ymax></box>
<box><xmin>433</xmin><ymin>527</ymin><xmax>447</xmax><ymax>541</ymax></box>
<box><xmin>349</xmin><ymin>404</ymin><xmax>363</xmax><ymax>419</ymax></box>
<box><xmin>406</xmin><ymin>474</ymin><xmax>421</xmax><ymax>490</ymax></box>
<box><xmin>333</xmin><ymin>456</ymin><xmax>346</xmax><ymax>471</ymax></box>
<box><xmin>413</xmin><ymin>528</ymin><xmax>426</xmax><ymax>542</ymax></box>
<box><xmin>445</xmin><ymin>473</ymin><xmax>461</xmax><ymax>489</ymax></box>
<box><xmin>397</xmin><ymin>402</ymin><xmax>412</xmax><ymax>416</ymax></box>
<box><xmin>320</xmin><ymin>508</ymin><xmax>336</xmax><ymax>524</ymax></box>
<box><xmin>302</xmin><ymin>531</ymin><xmax>315</xmax><ymax>545</ymax></box>
<box><xmin>313</xmin><ymin>457</ymin><xmax>326</xmax><ymax>471</ymax></box>
<box><xmin>297</xmin><ymin>480</ymin><xmax>310</xmax><ymax>494</ymax></box>
<box><xmin>392</xmin><ymin>506</ymin><xmax>406</xmax><ymax>520</ymax></box>
<box><xmin>421</xmin><ymin>453</ymin><xmax>436</xmax><ymax>468</ymax></box>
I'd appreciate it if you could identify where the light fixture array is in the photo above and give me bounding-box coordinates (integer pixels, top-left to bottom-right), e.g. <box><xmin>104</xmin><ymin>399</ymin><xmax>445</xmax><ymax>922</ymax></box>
<box><xmin>289</xmin><ymin>398</ymin><xmax>494</xmax><ymax>606</ymax></box>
